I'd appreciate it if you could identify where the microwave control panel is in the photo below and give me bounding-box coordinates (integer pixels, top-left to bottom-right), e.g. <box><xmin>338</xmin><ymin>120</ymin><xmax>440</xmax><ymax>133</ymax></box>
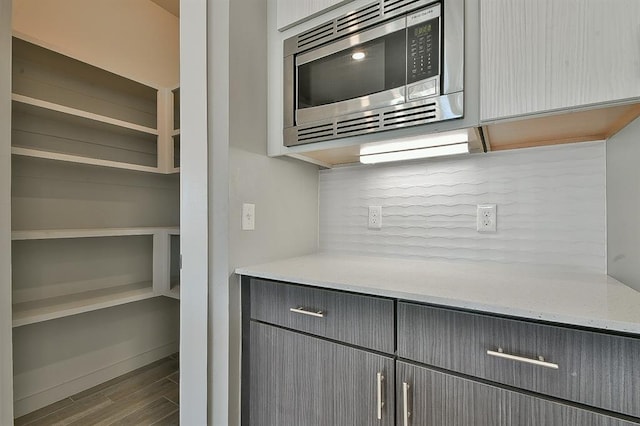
<box><xmin>407</xmin><ymin>4</ymin><xmax>441</xmax><ymax>85</ymax></box>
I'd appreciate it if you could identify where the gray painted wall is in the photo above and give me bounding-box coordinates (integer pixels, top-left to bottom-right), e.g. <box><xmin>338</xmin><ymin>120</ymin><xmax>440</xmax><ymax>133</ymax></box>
<box><xmin>1</xmin><ymin>0</ymin><xmax>14</xmax><ymax>421</ymax></box>
<box><xmin>227</xmin><ymin>0</ymin><xmax>320</xmax><ymax>424</ymax></box>
<box><xmin>12</xmin><ymin>157</ymin><xmax>179</xmax><ymax>230</ymax></box>
<box><xmin>13</xmin><ymin>298</ymin><xmax>179</xmax><ymax>416</ymax></box>
<box><xmin>607</xmin><ymin>116</ymin><xmax>640</xmax><ymax>292</ymax></box>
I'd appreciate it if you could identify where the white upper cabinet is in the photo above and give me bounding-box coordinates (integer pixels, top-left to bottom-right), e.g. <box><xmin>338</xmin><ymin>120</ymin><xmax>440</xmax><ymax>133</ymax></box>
<box><xmin>480</xmin><ymin>0</ymin><xmax>640</xmax><ymax>122</ymax></box>
<box><xmin>277</xmin><ymin>0</ymin><xmax>353</xmax><ymax>30</ymax></box>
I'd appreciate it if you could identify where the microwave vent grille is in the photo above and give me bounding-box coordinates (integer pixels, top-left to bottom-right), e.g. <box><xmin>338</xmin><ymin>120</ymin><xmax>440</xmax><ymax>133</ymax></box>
<box><xmin>290</xmin><ymin>96</ymin><xmax>459</xmax><ymax>146</ymax></box>
<box><xmin>336</xmin><ymin>114</ymin><xmax>381</xmax><ymax>136</ymax></box>
<box><xmin>294</xmin><ymin>0</ymin><xmax>433</xmax><ymax>52</ymax></box>
<box><xmin>382</xmin><ymin>102</ymin><xmax>438</xmax><ymax>128</ymax></box>
<box><xmin>297</xmin><ymin>22</ymin><xmax>335</xmax><ymax>50</ymax></box>
<box><xmin>383</xmin><ymin>0</ymin><xmax>431</xmax><ymax>16</ymax></box>
<box><xmin>296</xmin><ymin>122</ymin><xmax>335</xmax><ymax>143</ymax></box>
<box><xmin>336</xmin><ymin>3</ymin><xmax>381</xmax><ymax>34</ymax></box>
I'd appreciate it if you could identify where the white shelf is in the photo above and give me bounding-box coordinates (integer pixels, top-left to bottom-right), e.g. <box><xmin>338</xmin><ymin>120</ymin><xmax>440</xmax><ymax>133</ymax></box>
<box><xmin>12</xmin><ymin>281</ymin><xmax>155</xmax><ymax>327</ymax></box>
<box><xmin>12</xmin><ymin>93</ymin><xmax>158</xmax><ymax>135</ymax></box>
<box><xmin>11</xmin><ymin>147</ymin><xmax>162</xmax><ymax>174</ymax></box>
<box><xmin>12</xmin><ymin>226</ymin><xmax>180</xmax><ymax>241</ymax></box>
<box><xmin>11</xmin><ymin>93</ymin><xmax>181</xmax><ymax>175</ymax></box>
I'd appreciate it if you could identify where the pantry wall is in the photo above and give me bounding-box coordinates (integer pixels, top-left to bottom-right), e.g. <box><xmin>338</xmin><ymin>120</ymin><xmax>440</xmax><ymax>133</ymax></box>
<box><xmin>1</xmin><ymin>0</ymin><xmax>12</xmax><ymax>422</ymax></box>
<box><xmin>7</xmin><ymin>0</ymin><xmax>181</xmax><ymax>418</ymax></box>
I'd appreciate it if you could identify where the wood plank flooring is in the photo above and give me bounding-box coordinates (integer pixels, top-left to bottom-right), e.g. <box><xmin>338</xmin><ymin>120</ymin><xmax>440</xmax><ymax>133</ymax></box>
<box><xmin>15</xmin><ymin>355</ymin><xmax>179</xmax><ymax>426</ymax></box>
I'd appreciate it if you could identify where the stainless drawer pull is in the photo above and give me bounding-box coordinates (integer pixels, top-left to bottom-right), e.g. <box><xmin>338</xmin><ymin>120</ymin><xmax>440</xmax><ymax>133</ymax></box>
<box><xmin>402</xmin><ymin>382</ymin><xmax>411</xmax><ymax>426</ymax></box>
<box><xmin>487</xmin><ymin>348</ymin><xmax>559</xmax><ymax>369</ymax></box>
<box><xmin>376</xmin><ymin>372</ymin><xmax>384</xmax><ymax>420</ymax></box>
<box><xmin>289</xmin><ymin>307</ymin><xmax>324</xmax><ymax>318</ymax></box>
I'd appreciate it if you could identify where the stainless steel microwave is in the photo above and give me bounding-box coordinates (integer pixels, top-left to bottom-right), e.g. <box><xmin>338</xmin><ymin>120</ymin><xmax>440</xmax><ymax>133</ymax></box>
<box><xmin>283</xmin><ymin>0</ymin><xmax>464</xmax><ymax>147</ymax></box>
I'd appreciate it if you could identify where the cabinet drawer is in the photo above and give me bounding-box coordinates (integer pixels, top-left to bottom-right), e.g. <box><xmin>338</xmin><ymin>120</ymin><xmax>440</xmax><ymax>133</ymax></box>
<box><xmin>250</xmin><ymin>279</ymin><xmax>394</xmax><ymax>353</ymax></box>
<box><xmin>398</xmin><ymin>302</ymin><xmax>640</xmax><ymax>419</ymax></box>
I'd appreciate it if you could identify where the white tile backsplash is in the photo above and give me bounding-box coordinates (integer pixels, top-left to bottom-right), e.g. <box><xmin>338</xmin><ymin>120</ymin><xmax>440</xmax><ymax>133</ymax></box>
<box><xmin>319</xmin><ymin>141</ymin><xmax>606</xmax><ymax>272</ymax></box>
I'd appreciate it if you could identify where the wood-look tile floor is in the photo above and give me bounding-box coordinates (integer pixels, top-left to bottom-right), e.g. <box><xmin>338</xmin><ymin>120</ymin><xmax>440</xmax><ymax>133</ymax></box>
<box><xmin>15</xmin><ymin>354</ymin><xmax>179</xmax><ymax>426</ymax></box>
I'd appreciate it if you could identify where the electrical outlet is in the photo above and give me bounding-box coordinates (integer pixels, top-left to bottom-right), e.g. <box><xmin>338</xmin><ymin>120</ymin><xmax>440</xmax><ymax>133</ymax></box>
<box><xmin>368</xmin><ymin>206</ymin><xmax>382</xmax><ymax>229</ymax></box>
<box><xmin>242</xmin><ymin>203</ymin><xmax>255</xmax><ymax>230</ymax></box>
<box><xmin>477</xmin><ymin>204</ymin><xmax>497</xmax><ymax>233</ymax></box>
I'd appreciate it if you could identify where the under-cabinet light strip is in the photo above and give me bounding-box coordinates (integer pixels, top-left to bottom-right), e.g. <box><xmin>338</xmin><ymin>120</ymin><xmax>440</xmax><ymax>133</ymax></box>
<box><xmin>359</xmin><ymin>142</ymin><xmax>469</xmax><ymax>164</ymax></box>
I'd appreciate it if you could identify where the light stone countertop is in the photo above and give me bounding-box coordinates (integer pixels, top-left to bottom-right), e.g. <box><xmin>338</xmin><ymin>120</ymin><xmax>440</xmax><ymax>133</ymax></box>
<box><xmin>236</xmin><ymin>253</ymin><xmax>640</xmax><ymax>335</ymax></box>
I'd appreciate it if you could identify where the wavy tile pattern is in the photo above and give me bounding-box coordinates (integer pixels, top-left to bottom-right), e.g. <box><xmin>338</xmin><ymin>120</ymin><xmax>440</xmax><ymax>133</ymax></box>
<box><xmin>319</xmin><ymin>141</ymin><xmax>606</xmax><ymax>272</ymax></box>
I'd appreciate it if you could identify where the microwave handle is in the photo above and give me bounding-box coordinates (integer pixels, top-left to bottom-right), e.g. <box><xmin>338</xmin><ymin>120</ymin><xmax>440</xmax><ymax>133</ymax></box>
<box><xmin>283</xmin><ymin>54</ymin><xmax>295</xmax><ymax>129</ymax></box>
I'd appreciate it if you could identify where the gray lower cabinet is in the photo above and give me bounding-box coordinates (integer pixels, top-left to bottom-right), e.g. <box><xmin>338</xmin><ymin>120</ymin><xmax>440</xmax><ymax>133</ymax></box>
<box><xmin>244</xmin><ymin>277</ymin><xmax>640</xmax><ymax>425</ymax></box>
<box><xmin>248</xmin><ymin>321</ymin><xmax>395</xmax><ymax>426</ymax></box>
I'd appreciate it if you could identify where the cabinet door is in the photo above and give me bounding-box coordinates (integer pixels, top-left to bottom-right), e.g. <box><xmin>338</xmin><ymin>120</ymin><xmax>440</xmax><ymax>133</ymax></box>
<box><xmin>396</xmin><ymin>363</ymin><xmax>639</xmax><ymax>426</ymax></box>
<box><xmin>505</xmin><ymin>392</ymin><xmax>640</xmax><ymax>426</ymax></box>
<box><xmin>395</xmin><ymin>362</ymin><xmax>501</xmax><ymax>426</ymax></box>
<box><xmin>248</xmin><ymin>321</ymin><xmax>395</xmax><ymax>426</ymax></box>
<box><xmin>480</xmin><ymin>0</ymin><xmax>640</xmax><ymax>121</ymax></box>
<box><xmin>277</xmin><ymin>0</ymin><xmax>353</xmax><ymax>30</ymax></box>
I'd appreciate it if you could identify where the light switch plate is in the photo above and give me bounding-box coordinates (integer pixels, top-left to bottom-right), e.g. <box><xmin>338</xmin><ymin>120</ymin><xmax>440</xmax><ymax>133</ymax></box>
<box><xmin>242</xmin><ymin>203</ymin><xmax>255</xmax><ymax>230</ymax></box>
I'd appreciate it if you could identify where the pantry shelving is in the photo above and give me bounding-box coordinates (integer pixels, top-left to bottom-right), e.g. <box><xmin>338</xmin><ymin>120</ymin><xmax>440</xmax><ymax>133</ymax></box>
<box><xmin>11</xmin><ymin>227</ymin><xmax>179</xmax><ymax>328</ymax></box>
<box><xmin>10</xmin><ymin>36</ymin><xmax>181</xmax><ymax>324</ymax></box>
<box><xmin>171</xmin><ymin>87</ymin><xmax>180</xmax><ymax>173</ymax></box>
<box><xmin>167</xmin><ymin>231</ymin><xmax>181</xmax><ymax>300</ymax></box>
<box><xmin>12</xmin><ymin>282</ymin><xmax>155</xmax><ymax>328</ymax></box>
<box><xmin>11</xmin><ymin>227</ymin><xmax>179</xmax><ymax>241</ymax></box>
<box><xmin>11</xmin><ymin>37</ymin><xmax>178</xmax><ymax>174</ymax></box>
<box><xmin>7</xmin><ymin>4</ymin><xmax>182</xmax><ymax>417</ymax></box>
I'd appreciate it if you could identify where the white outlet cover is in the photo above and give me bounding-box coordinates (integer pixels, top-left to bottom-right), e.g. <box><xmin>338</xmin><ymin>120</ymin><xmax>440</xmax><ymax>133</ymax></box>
<box><xmin>477</xmin><ymin>204</ymin><xmax>497</xmax><ymax>233</ymax></box>
<box><xmin>368</xmin><ymin>206</ymin><xmax>382</xmax><ymax>230</ymax></box>
<box><xmin>242</xmin><ymin>203</ymin><xmax>255</xmax><ymax>230</ymax></box>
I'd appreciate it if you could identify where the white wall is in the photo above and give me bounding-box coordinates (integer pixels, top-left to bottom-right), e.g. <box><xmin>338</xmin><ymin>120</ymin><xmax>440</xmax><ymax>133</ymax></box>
<box><xmin>607</xmin><ymin>116</ymin><xmax>640</xmax><ymax>291</ymax></box>
<box><xmin>319</xmin><ymin>141</ymin><xmax>606</xmax><ymax>272</ymax></box>
<box><xmin>0</xmin><ymin>0</ymin><xmax>14</xmax><ymax>421</ymax></box>
<box><xmin>12</xmin><ymin>0</ymin><xmax>179</xmax><ymax>88</ymax></box>
<box><xmin>227</xmin><ymin>0</ymin><xmax>320</xmax><ymax>424</ymax></box>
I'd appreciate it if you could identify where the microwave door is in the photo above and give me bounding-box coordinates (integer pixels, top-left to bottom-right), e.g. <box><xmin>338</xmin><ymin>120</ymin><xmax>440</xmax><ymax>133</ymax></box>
<box><xmin>295</xmin><ymin>17</ymin><xmax>407</xmax><ymax>126</ymax></box>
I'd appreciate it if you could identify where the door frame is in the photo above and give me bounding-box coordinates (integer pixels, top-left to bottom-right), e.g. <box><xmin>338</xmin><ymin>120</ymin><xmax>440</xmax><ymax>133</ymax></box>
<box><xmin>180</xmin><ymin>0</ymin><xmax>212</xmax><ymax>424</ymax></box>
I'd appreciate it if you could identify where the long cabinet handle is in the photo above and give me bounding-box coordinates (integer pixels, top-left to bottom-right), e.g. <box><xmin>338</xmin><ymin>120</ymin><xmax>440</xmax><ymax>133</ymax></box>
<box><xmin>487</xmin><ymin>348</ymin><xmax>559</xmax><ymax>369</ymax></box>
<box><xmin>402</xmin><ymin>382</ymin><xmax>411</xmax><ymax>426</ymax></box>
<box><xmin>376</xmin><ymin>372</ymin><xmax>384</xmax><ymax>420</ymax></box>
<box><xmin>289</xmin><ymin>307</ymin><xmax>324</xmax><ymax>318</ymax></box>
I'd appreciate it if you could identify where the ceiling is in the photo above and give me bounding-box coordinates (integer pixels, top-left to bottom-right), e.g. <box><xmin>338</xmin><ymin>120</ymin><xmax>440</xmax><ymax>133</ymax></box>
<box><xmin>151</xmin><ymin>0</ymin><xmax>179</xmax><ymax>17</ymax></box>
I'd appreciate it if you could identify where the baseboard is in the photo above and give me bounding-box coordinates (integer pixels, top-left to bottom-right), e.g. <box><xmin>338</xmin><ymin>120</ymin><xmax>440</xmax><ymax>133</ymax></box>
<box><xmin>13</xmin><ymin>341</ymin><xmax>179</xmax><ymax>418</ymax></box>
